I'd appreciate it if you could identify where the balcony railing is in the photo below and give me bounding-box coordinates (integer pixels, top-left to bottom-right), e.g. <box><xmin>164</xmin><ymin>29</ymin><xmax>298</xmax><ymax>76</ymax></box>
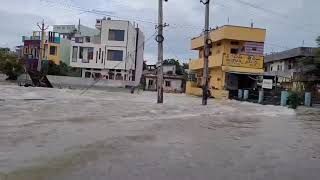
<box><xmin>189</xmin><ymin>53</ymin><xmax>264</xmax><ymax>70</ymax></box>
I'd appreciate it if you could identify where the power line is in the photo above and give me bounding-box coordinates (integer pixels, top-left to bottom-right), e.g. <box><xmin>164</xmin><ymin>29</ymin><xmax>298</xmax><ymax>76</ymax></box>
<box><xmin>222</xmin><ymin>0</ymin><xmax>320</xmax><ymax>34</ymax></box>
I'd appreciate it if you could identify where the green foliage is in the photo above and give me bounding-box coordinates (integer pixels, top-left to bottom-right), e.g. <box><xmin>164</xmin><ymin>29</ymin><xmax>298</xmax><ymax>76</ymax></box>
<box><xmin>316</xmin><ymin>36</ymin><xmax>320</xmax><ymax>69</ymax></box>
<box><xmin>163</xmin><ymin>58</ymin><xmax>188</xmax><ymax>75</ymax></box>
<box><xmin>0</xmin><ymin>48</ymin><xmax>24</xmax><ymax>80</ymax></box>
<box><xmin>288</xmin><ymin>92</ymin><xmax>302</xmax><ymax>109</ymax></box>
<box><xmin>42</xmin><ymin>61</ymin><xmax>81</xmax><ymax>77</ymax></box>
<box><xmin>182</xmin><ymin>63</ymin><xmax>189</xmax><ymax>70</ymax></box>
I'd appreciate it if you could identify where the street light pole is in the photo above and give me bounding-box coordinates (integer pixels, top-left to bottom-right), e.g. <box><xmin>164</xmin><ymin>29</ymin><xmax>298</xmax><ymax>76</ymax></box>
<box><xmin>156</xmin><ymin>0</ymin><xmax>168</xmax><ymax>104</ymax></box>
<box><xmin>37</xmin><ymin>20</ymin><xmax>49</xmax><ymax>72</ymax></box>
<box><xmin>201</xmin><ymin>0</ymin><xmax>210</xmax><ymax>105</ymax></box>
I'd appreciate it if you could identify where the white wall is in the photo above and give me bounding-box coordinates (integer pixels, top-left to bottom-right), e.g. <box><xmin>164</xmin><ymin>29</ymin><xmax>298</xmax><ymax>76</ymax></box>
<box><xmin>69</xmin><ymin>19</ymin><xmax>144</xmax><ymax>85</ymax></box>
<box><xmin>100</xmin><ymin>20</ymin><xmax>129</xmax><ymax>46</ymax></box>
<box><xmin>134</xmin><ymin>28</ymin><xmax>145</xmax><ymax>85</ymax></box>
<box><xmin>145</xmin><ymin>76</ymin><xmax>184</xmax><ymax>93</ymax></box>
<box><xmin>163</xmin><ymin>79</ymin><xmax>183</xmax><ymax>93</ymax></box>
<box><xmin>269</xmin><ymin>61</ymin><xmax>286</xmax><ymax>72</ymax></box>
<box><xmin>47</xmin><ymin>75</ymin><xmax>136</xmax><ymax>88</ymax></box>
<box><xmin>163</xmin><ymin>65</ymin><xmax>176</xmax><ymax>75</ymax></box>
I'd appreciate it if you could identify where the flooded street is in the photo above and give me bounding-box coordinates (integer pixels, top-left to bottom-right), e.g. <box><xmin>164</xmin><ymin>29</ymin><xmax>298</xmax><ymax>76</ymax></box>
<box><xmin>1</xmin><ymin>85</ymin><xmax>320</xmax><ymax>180</ymax></box>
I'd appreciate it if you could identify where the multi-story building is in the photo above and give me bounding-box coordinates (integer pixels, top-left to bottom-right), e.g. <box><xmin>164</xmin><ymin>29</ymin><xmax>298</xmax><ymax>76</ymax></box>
<box><xmin>265</xmin><ymin>47</ymin><xmax>319</xmax><ymax>90</ymax></box>
<box><xmin>187</xmin><ymin>25</ymin><xmax>266</xmax><ymax>99</ymax></box>
<box><xmin>70</xmin><ymin>17</ymin><xmax>145</xmax><ymax>86</ymax></box>
<box><xmin>53</xmin><ymin>21</ymin><xmax>100</xmax><ymax>65</ymax></box>
<box><xmin>22</xmin><ymin>31</ymin><xmax>61</xmax><ymax>70</ymax></box>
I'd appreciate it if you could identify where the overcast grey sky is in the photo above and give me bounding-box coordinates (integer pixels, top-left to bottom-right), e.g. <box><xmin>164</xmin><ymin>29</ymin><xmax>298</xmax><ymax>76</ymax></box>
<box><xmin>0</xmin><ymin>0</ymin><xmax>319</xmax><ymax>64</ymax></box>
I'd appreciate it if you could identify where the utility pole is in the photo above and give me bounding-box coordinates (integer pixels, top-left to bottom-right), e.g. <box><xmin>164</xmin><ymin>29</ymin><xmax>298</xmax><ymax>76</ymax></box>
<box><xmin>156</xmin><ymin>0</ymin><xmax>168</xmax><ymax>104</ymax></box>
<box><xmin>37</xmin><ymin>20</ymin><xmax>49</xmax><ymax>72</ymax></box>
<box><xmin>201</xmin><ymin>0</ymin><xmax>211</xmax><ymax>105</ymax></box>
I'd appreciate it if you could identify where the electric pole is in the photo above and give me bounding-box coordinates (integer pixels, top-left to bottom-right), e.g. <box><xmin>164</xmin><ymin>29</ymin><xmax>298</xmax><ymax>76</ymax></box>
<box><xmin>156</xmin><ymin>0</ymin><xmax>168</xmax><ymax>104</ymax></box>
<box><xmin>201</xmin><ymin>0</ymin><xmax>211</xmax><ymax>105</ymax></box>
<box><xmin>37</xmin><ymin>20</ymin><xmax>49</xmax><ymax>72</ymax></box>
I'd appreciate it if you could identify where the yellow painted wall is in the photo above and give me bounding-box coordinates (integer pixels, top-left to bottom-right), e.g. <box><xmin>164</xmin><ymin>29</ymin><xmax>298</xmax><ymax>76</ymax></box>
<box><xmin>45</xmin><ymin>43</ymin><xmax>61</xmax><ymax>65</ymax></box>
<box><xmin>186</xmin><ymin>81</ymin><xmax>203</xmax><ymax>96</ymax></box>
<box><xmin>186</xmin><ymin>82</ymin><xmax>229</xmax><ymax>99</ymax></box>
<box><xmin>192</xmin><ymin>25</ymin><xmax>266</xmax><ymax>50</ymax></box>
<box><xmin>188</xmin><ymin>25</ymin><xmax>266</xmax><ymax>99</ymax></box>
<box><xmin>209</xmin><ymin>67</ymin><xmax>224</xmax><ymax>90</ymax></box>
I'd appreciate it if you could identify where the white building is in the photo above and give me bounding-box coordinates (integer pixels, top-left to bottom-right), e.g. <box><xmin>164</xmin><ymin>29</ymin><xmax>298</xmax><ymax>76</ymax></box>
<box><xmin>69</xmin><ymin>17</ymin><xmax>145</xmax><ymax>86</ymax></box>
<box><xmin>144</xmin><ymin>64</ymin><xmax>186</xmax><ymax>93</ymax></box>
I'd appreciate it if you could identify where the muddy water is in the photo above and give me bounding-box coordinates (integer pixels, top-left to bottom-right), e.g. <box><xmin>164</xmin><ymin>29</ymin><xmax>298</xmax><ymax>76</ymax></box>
<box><xmin>1</xmin><ymin>85</ymin><xmax>320</xmax><ymax>180</ymax></box>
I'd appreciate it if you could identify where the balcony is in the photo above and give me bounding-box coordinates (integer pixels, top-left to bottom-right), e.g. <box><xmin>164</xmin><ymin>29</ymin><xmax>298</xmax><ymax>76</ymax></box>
<box><xmin>222</xmin><ymin>54</ymin><xmax>264</xmax><ymax>69</ymax></box>
<box><xmin>189</xmin><ymin>54</ymin><xmax>223</xmax><ymax>70</ymax></box>
<box><xmin>191</xmin><ymin>25</ymin><xmax>266</xmax><ymax>50</ymax></box>
<box><xmin>189</xmin><ymin>53</ymin><xmax>264</xmax><ymax>71</ymax></box>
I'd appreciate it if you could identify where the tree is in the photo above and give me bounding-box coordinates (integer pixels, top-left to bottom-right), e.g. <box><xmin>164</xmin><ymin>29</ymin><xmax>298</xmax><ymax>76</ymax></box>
<box><xmin>42</xmin><ymin>60</ymin><xmax>81</xmax><ymax>77</ymax></box>
<box><xmin>182</xmin><ymin>63</ymin><xmax>189</xmax><ymax>70</ymax></box>
<box><xmin>163</xmin><ymin>58</ymin><xmax>187</xmax><ymax>75</ymax></box>
<box><xmin>0</xmin><ymin>48</ymin><xmax>24</xmax><ymax>80</ymax></box>
<box><xmin>316</xmin><ymin>36</ymin><xmax>320</xmax><ymax>69</ymax></box>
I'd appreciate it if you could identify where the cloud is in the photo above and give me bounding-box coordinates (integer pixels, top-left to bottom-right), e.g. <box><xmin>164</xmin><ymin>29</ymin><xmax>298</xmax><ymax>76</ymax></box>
<box><xmin>0</xmin><ymin>0</ymin><xmax>319</xmax><ymax>64</ymax></box>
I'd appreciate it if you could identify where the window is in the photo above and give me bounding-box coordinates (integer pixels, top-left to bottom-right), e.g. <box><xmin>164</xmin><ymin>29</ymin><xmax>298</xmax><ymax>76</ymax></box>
<box><xmin>49</xmin><ymin>46</ymin><xmax>57</xmax><ymax>55</ymax></box>
<box><xmin>216</xmin><ymin>42</ymin><xmax>221</xmax><ymax>46</ymax></box>
<box><xmin>62</xmin><ymin>27</ymin><xmax>65</xmax><ymax>30</ymax></box>
<box><xmin>270</xmin><ymin>66</ymin><xmax>273</xmax><ymax>71</ymax></box>
<box><xmin>72</xmin><ymin>46</ymin><xmax>78</xmax><ymax>62</ymax></box>
<box><xmin>230</xmin><ymin>41</ymin><xmax>239</xmax><ymax>45</ymax></box>
<box><xmin>76</xmin><ymin>37</ymin><xmax>83</xmax><ymax>43</ymax></box>
<box><xmin>230</xmin><ymin>48</ymin><xmax>238</xmax><ymax>54</ymax></box>
<box><xmin>79</xmin><ymin>47</ymin><xmax>84</xmax><ymax>59</ymax></box>
<box><xmin>252</xmin><ymin>47</ymin><xmax>257</xmax><ymax>51</ymax></box>
<box><xmin>97</xmin><ymin>20</ymin><xmax>101</xmax><ymax>23</ymax></box>
<box><xmin>85</xmin><ymin>72</ymin><xmax>91</xmax><ymax>78</ymax></box>
<box><xmin>87</xmin><ymin>48</ymin><xmax>94</xmax><ymax>60</ymax></box>
<box><xmin>165</xmin><ymin>81</ymin><xmax>171</xmax><ymax>87</ymax></box>
<box><xmin>108</xmin><ymin>29</ymin><xmax>125</xmax><ymax>41</ymax></box>
<box><xmin>149</xmin><ymin>80</ymin><xmax>154</xmax><ymax>86</ymax></box>
<box><xmin>101</xmin><ymin>51</ymin><xmax>104</xmax><ymax>64</ymax></box>
<box><xmin>96</xmin><ymin>51</ymin><xmax>98</xmax><ymax>63</ymax></box>
<box><xmin>79</xmin><ymin>47</ymin><xmax>94</xmax><ymax>63</ymax></box>
<box><xmin>107</xmin><ymin>50</ymin><xmax>123</xmax><ymax>61</ymax></box>
<box><xmin>85</xmin><ymin>37</ymin><xmax>91</xmax><ymax>43</ymax></box>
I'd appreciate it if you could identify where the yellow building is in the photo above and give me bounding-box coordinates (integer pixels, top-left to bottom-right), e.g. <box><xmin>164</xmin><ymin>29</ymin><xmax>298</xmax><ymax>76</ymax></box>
<box><xmin>186</xmin><ymin>25</ymin><xmax>266</xmax><ymax>99</ymax></box>
<box><xmin>44</xmin><ymin>42</ymin><xmax>61</xmax><ymax>65</ymax></box>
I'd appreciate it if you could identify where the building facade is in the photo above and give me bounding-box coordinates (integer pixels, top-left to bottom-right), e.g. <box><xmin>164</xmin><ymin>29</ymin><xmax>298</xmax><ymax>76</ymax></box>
<box><xmin>70</xmin><ymin>18</ymin><xmax>145</xmax><ymax>86</ymax></box>
<box><xmin>144</xmin><ymin>64</ymin><xmax>185</xmax><ymax>93</ymax></box>
<box><xmin>265</xmin><ymin>47</ymin><xmax>319</xmax><ymax>91</ymax></box>
<box><xmin>22</xmin><ymin>31</ymin><xmax>61</xmax><ymax>70</ymax></box>
<box><xmin>187</xmin><ymin>25</ymin><xmax>266</xmax><ymax>99</ymax></box>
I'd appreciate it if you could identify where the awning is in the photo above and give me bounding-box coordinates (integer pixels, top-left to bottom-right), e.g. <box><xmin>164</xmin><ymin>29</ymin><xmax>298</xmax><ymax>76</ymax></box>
<box><xmin>222</xmin><ymin>66</ymin><xmax>264</xmax><ymax>75</ymax></box>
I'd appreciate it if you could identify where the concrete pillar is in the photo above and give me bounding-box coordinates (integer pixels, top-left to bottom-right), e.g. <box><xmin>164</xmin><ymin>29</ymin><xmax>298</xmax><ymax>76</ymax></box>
<box><xmin>281</xmin><ymin>91</ymin><xmax>289</xmax><ymax>106</ymax></box>
<box><xmin>305</xmin><ymin>92</ymin><xmax>312</xmax><ymax>107</ymax></box>
<box><xmin>258</xmin><ymin>90</ymin><xmax>264</xmax><ymax>104</ymax></box>
<box><xmin>238</xmin><ymin>89</ymin><xmax>243</xmax><ymax>99</ymax></box>
<box><xmin>243</xmin><ymin>90</ymin><xmax>249</xmax><ymax>100</ymax></box>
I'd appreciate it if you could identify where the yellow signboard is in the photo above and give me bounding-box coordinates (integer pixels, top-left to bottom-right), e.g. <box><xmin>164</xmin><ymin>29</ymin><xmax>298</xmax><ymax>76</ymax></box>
<box><xmin>223</xmin><ymin>54</ymin><xmax>264</xmax><ymax>69</ymax></box>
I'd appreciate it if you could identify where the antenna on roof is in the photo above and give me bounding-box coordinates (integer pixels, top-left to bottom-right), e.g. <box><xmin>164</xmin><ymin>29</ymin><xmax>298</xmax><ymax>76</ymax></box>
<box><xmin>302</xmin><ymin>40</ymin><xmax>305</xmax><ymax>47</ymax></box>
<box><xmin>250</xmin><ymin>19</ymin><xmax>254</xmax><ymax>28</ymax></box>
<box><xmin>227</xmin><ymin>17</ymin><xmax>230</xmax><ymax>25</ymax></box>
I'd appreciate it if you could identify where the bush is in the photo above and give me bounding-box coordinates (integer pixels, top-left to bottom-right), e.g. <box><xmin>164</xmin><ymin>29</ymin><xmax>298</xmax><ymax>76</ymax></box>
<box><xmin>288</xmin><ymin>92</ymin><xmax>302</xmax><ymax>109</ymax></box>
<box><xmin>0</xmin><ymin>49</ymin><xmax>24</xmax><ymax>80</ymax></box>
